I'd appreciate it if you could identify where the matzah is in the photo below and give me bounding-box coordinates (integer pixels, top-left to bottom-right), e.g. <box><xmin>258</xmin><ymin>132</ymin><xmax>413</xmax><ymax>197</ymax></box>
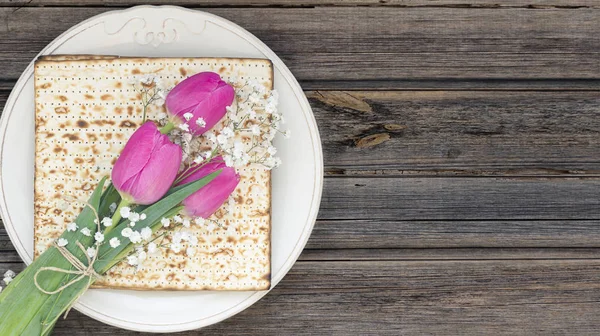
<box><xmin>34</xmin><ymin>56</ymin><xmax>272</xmax><ymax>290</ymax></box>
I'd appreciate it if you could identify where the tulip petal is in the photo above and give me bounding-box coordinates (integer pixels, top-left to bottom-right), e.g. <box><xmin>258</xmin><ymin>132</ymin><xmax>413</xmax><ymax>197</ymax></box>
<box><xmin>111</xmin><ymin>122</ymin><xmax>159</xmax><ymax>192</ymax></box>
<box><xmin>123</xmin><ymin>140</ymin><xmax>183</xmax><ymax>204</ymax></box>
<box><xmin>165</xmin><ymin>72</ymin><xmax>235</xmax><ymax>136</ymax></box>
<box><xmin>165</xmin><ymin>72</ymin><xmax>222</xmax><ymax>119</ymax></box>
<box><xmin>187</xmin><ymin>81</ymin><xmax>235</xmax><ymax>135</ymax></box>
<box><xmin>178</xmin><ymin>156</ymin><xmax>240</xmax><ymax>218</ymax></box>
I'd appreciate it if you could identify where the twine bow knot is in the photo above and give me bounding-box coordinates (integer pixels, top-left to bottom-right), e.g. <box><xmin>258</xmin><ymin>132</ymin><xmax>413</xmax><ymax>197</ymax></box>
<box><xmin>32</xmin><ymin>198</ymin><xmax>104</xmax><ymax>317</ymax></box>
<box><xmin>34</xmin><ymin>241</ymin><xmax>102</xmax><ymax>295</ymax></box>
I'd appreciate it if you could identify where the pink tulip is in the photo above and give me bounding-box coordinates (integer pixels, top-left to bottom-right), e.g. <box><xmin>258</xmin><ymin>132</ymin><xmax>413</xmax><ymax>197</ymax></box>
<box><xmin>112</xmin><ymin>121</ymin><xmax>183</xmax><ymax>205</ymax></box>
<box><xmin>165</xmin><ymin>72</ymin><xmax>235</xmax><ymax>135</ymax></box>
<box><xmin>177</xmin><ymin>156</ymin><xmax>240</xmax><ymax>218</ymax></box>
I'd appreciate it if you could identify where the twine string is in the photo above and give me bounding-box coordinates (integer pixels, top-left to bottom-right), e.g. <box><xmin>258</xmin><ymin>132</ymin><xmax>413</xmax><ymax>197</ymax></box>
<box><xmin>33</xmin><ymin>198</ymin><xmax>104</xmax><ymax>316</ymax></box>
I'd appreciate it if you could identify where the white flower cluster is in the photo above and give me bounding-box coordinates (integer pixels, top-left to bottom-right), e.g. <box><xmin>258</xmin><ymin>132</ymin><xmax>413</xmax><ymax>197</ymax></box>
<box><xmin>123</xmin><ymin>213</ymin><xmax>209</xmax><ymax>268</ymax></box>
<box><xmin>0</xmin><ymin>269</ymin><xmax>15</xmax><ymax>292</ymax></box>
<box><xmin>120</xmin><ymin>206</ymin><xmax>147</xmax><ymax>226</ymax></box>
<box><xmin>198</xmin><ymin>80</ymin><xmax>288</xmax><ymax>169</ymax></box>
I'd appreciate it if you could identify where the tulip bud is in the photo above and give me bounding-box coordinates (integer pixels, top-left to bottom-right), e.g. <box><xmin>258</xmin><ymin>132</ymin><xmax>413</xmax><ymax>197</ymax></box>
<box><xmin>112</xmin><ymin>121</ymin><xmax>183</xmax><ymax>205</ymax></box>
<box><xmin>165</xmin><ymin>72</ymin><xmax>235</xmax><ymax>135</ymax></box>
<box><xmin>177</xmin><ymin>156</ymin><xmax>240</xmax><ymax>218</ymax></box>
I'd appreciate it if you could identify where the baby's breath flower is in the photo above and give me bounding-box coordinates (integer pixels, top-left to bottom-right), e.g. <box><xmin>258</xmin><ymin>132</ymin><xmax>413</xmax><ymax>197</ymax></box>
<box><xmin>57</xmin><ymin>238</ymin><xmax>68</xmax><ymax>247</ymax></box>
<box><xmin>250</xmin><ymin>124</ymin><xmax>260</xmax><ymax>136</ymax></box>
<box><xmin>179</xmin><ymin>123</ymin><xmax>190</xmax><ymax>132</ymax></box>
<box><xmin>137</xmin><ymin>251</ymin><xmax>147</xmax><ymax>263</ymax></box>
<box><xmin>109</xmin><ymin>202</ymin><xmax>117</xmax><ymax>213</ymax></box>
<box><xmin>267</xmin><ymin>146</ymin><xmax>277</xmax><ymax>156</ymax></box>
<box><xmin>283</xmin><ymin>130</ymin><xmax>291</xmax><ymax>139</ymax></box>
<box><xmin>140</xmin><ymin>227</ymin><xmax>152</xmax><ymax>241</ymax></box>
<box><xmin>66</xmin><ymin>222</ymin><xmax>78</xmax><ymax>232</ymax></box>
<box><xmin>170</xmin><ymin>243</ymin><xmax>182</xmax><ymax>253</ymax></box>
<box><xmin>127</xmin><ymin>255</ymin><xmax>138</xmax><ymax>266</ymax></box>
<box><xmin>86</xmin><ymin>247</ymin><xmax>96</xmax><ymax>258</ymax></box>
<box><xmin>182</xmin><ymin>219</ymin><xmax>191</xmax><ymax>228</ymax></box>
<box><xmin>206</xmin><ymin>132</ymin><xmax>217</xmax><ymax>144</ymax></box>
<box><xmin>139</xmin><ymin>75</ymin><xmax>154</xmax><ymax>85</ymax></box>
<box><xmin>80</xmin><ymin>228</ymin><xmax>91</xmax><ymax>237</ymax></box>
<box><xmin>216</xmin><ymin>134</ymin><xmax>229</xmax><ymax>146</ymax></box>
<box><xmin>129</xmin><ymin>212</ymin><xmax>140</xmax><ymax>223</ymax></box>
<box><xmin>152</xmin><ymin>97</ymin><xmax>165</xmax><ymax>107</ymax></box>
<box><xmin>222</xmin><ymin>126</ymin><xmax>234</xmax><ymax>138</ymax></box>
<box><xmin>94</xmin><ymin>232</ymin><xmax>104</xmax><ymax>243</ymax></box>
<box><xmin>129</xmin><ymin>231</ymin><xmax>142</xmax><ymax>244</ymax></box>
<box><xmin>121</xmin><ymin>228</ymin><xmax>133</xmax><ymax>238</ymax></box>
<box><xmin>120</xmin><ymin>206</ymin><xmax>131</xmax><ymax>218</ymax></box>
<box><xmin>140</xmin><ymin>213</ymin><xmax>147</xmax><ymax>221</ymax></box>
<box><xmin>206</xmin><ymin>222</ymin><xmax>216</xmax><ymax>232</ymax></box>
<box><xmin>265</xmin><ymin>103</ymin><xmax>276</xmax><ymax>115</ymax></box>
<box><xmin>161</xmin><ymin>217</ymin><xmax>171</xmax><ymax>228</ymax></box>
<box><xmin>195</xmin><ymin>217</ymin><xmax>205</xmax><ymax>225</ymax></box>
<box><xmin>188</xmin><ymin>235</ymin><xmax>199</xmax><ymax>245</ymax></box>
<box><xmin>109</xmin><ymin>237</ymin><xmax>121</xmax><ymax>248</ymax></box>
<box><xmin>101</xmin><ymin>217</ymin><xmax>112</xmax><ymax>227</ymax></box>
<box><xmin>172</xmin><ymin>232</ymin><xmax>183</xmax><ymax>244</ymax></box>
<box><xmin>223</xmin><ymin>155</ymin><xmax>234</xmax><ymax>167</ymax></box>
<box><xmin>3</xmin><ymin>270</ymin><xmax>15</xmax><ymax>284</ymax></box>
<box><xmin>249</xmin><ymin>92</ymin><xmax>260</xmax><ymax>104</ymax></box>
<box><xmin>183</xmin><ymin>112</ymin><xmax>193</xmax><ymax>121</ymax></box>
<box><xmin>196</xmin><ymin>117</ymin><xmax>206</xmax><ymax>128</ymax></box>
<box><xmin>147</xmin><ymin>242</ymin><xmax>158</xmax><ymax>254</ymax></box>
<box><xmin>173</xmin><ymin>215</ymin><xmax>183</xmax><ymax>223</ymax></box>
<box><xmin>186</xmin><ymin>247</ymin><xmax>196</xmax><ymax>257</ymax></box>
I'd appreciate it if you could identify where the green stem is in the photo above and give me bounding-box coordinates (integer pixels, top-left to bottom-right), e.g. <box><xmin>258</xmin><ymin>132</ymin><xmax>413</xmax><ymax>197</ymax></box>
<box><xmin>142</xmin><ymin>105</ymin><xmax>147</xmax><ymax>123</ymax></box>
<box><xmin>159</xmin><ymin>121</ymin><xmax>175</xmax><ymax>134</ymax></box>
<box><xmin>105</xmin><ymin>198</ymin><xmax>130</xmax><ymax>234</ymax></box>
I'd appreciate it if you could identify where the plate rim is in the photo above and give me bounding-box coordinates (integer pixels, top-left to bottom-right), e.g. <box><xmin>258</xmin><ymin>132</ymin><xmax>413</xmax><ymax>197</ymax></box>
<box><xmin>0</xmin><ymin>5</ymin><xmax>323</xmax><ymax>333</ymax></box>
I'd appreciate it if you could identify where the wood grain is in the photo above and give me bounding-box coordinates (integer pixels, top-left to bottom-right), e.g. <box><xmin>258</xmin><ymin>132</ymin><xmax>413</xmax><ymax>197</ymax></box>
<box><xmin>38</xmin><ymin>260</ymin><xmax>600</xmax><ymax>335</ymax></box>
<box><xmin>308</xmin><ymin>91</ymin><xmax>600</xmax><ymax>172</ymax></box>
<box><xmin>0</xmin><ymin>7</ymin><xmax>597</xmax><ymax>89</ymax></box>
<box><xmin>2</xmin><ymin>0</ymin><xmax>599</xmax><ymax>7</ymax></box>
<box><xmin>321</xmin><ymin>177</ymin><xmax>600</xmax><ymax>220</ymax></box>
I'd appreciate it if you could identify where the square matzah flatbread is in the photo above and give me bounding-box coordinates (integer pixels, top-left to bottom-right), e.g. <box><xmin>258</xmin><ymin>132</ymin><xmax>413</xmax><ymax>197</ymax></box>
<box><xmin>34</xmin><ymin>56</ymin><xmax>272</xmax><ymax>290</ymax></box>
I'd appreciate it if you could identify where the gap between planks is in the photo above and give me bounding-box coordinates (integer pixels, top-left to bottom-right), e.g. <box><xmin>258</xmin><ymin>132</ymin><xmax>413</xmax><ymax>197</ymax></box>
<box><xmin>1</xmin><ymin>1</ymin><xmax>599</xmax><ymax>9</ymax></box>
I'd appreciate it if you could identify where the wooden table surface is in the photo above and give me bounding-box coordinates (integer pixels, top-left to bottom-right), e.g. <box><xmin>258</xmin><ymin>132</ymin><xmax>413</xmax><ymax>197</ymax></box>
<box><xmin>1</xmin><ymin>1</ymin><xmax>600</xmax><ymax>334</ymax></box>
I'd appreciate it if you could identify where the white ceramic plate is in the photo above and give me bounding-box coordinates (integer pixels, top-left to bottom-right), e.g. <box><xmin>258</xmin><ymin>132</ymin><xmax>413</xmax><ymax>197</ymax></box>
<box><xmin>0</xmin><ymin>5</ymin><xmax>322</xmax><ymax>333</ymax></box>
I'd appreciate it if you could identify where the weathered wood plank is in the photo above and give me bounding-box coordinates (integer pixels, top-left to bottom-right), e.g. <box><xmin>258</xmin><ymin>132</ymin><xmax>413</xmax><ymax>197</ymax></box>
<box><xmin>309</xmin><ymin>91</ymin><xmax>600</xmax><ymax>171</ymax></box>
<box><xmin>310</xmin><ymin>219</ymin><xmax>600</xmax><ymax>249</ymax></box>
<box><xmin>2</xmin><ymin>0</ymin><xmax>598</xmax><ymax>8</ymax></box>
<box><xmin>299</xmin><ymin>247</ymin><xmax>600</xmax><ymax>260</ymax></box>
<box><xmin>3</xmin><ymin>90</ymin><xmax>600</xmax><ymax>173</ymax></box>
<box><xmin>321</xmin><ymin>177</ymin><xmax>600</xmax><ymax>220</ymax></box>
<box><xmin>0</xmin><ymin>7</ymin><xmax>597</xmax><ymax>89</ymax></box>
<box><xmin>33</xmin><ymin>259</ymin><xmax>600</xmax><ymax>335</ymax></box>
